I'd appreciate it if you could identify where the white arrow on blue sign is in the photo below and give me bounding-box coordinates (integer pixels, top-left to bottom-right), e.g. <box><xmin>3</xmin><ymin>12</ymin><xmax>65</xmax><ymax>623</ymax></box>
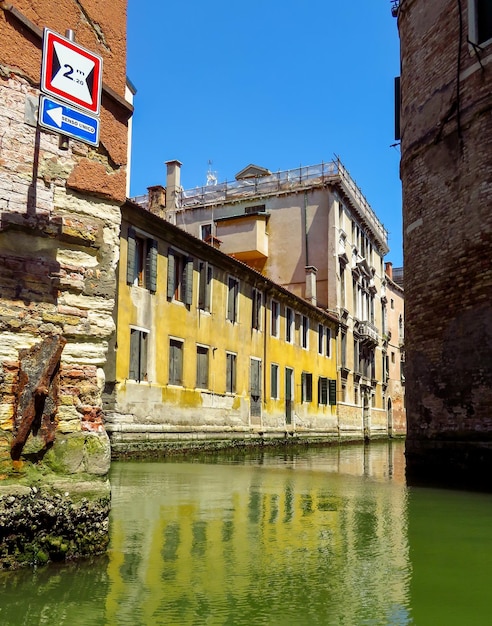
<box><xmin>39</xmin><ymin>95</ymin><xmax>100</xmax><ymax>147</ymax></box>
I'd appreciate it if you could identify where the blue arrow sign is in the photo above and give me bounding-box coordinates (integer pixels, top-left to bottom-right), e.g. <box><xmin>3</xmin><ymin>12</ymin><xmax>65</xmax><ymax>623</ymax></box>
<box><xmin>39</xmin><ymin>95</ymin><xmax>100</xmax><ymax>147</ymax></box>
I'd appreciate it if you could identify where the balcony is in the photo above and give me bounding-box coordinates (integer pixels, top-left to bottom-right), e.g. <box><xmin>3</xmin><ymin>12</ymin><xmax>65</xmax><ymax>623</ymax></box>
<box><xmin>215</xmin><ymin>212</ymin><xmax>269</xmax><ymax>262</ymax></box>
<box><xmin>358</xmin><ymin>321</ymin><xmax>379</xmax><ymax>345</ymax></box>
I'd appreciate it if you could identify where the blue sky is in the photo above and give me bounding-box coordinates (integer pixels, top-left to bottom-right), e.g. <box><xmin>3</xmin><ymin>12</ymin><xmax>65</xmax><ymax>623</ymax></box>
<box><xmin>127</xmin><ymin>1</ymin><xmax>402</xmax><ymax>265</ymax></box>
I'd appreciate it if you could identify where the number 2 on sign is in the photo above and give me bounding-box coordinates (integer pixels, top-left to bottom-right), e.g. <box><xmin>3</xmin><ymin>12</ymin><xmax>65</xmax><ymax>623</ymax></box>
<box><xmin>63</xmin><ymin>64</ymin><xmax>85</xmax><ymax>86</ymax></box>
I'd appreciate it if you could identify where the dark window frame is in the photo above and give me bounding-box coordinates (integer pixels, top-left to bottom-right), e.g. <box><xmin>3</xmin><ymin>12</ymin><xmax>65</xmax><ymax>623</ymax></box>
<box><xmin>129</xmin><ymin>328</ymin><xmax>148</xmax><ymax>382</ymax></box>
<box><xmin>169</xmin><ymin>338</ymin><xmax>184</xmax><ymax>385</ymax></box>
<box><xmin>167</xmin><ymin>248</ymin><xmax>193</xmax><ymax>305</ymax></box>
<box><xmin>127</xmin><ymin>228</ymin><xmax>158</xmax><ymax>292</ymax></box>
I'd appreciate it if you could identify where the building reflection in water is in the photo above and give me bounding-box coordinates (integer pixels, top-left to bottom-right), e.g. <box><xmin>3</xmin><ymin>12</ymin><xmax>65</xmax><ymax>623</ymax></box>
<box><xmin>106</xmin><ymin>442</ymin><xmax>411</xmax><ymax>625</ymax></box>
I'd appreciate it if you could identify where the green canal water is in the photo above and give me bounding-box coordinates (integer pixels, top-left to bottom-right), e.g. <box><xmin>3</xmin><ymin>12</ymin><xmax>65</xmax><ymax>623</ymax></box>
<box><xmin>1</xmin><ymin>441</ymin><xmax>492</xmax><ymax>625</ymax></box>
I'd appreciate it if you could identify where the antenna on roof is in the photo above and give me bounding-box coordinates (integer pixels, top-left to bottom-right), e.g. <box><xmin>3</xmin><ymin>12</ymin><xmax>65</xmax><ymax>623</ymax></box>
<box><xmin>206</xmin><ymin>160</ymin><xmax>218</xmax><ymax>186</ymax></box>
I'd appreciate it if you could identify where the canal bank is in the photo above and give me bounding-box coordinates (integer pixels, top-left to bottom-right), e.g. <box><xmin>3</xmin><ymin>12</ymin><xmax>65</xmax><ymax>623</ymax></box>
<box><xmin>109</xmin><ymin>429</ymin><xmax>402</xmax><ymax>460</ymax></box>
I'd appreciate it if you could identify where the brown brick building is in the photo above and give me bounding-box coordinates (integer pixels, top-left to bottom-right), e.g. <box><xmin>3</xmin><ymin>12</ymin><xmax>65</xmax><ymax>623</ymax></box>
<box><xmin>397</xmin><ymin>0</ymin><xmax>492</xmax><ymax>486</ymax></box>
<box><xmin>0</xmin><ymin>1</ymin><xmax>131</xmax><ymax>565</ymax></box>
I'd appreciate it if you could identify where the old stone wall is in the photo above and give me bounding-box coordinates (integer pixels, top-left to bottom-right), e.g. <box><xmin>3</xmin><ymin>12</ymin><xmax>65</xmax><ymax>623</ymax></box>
<box><xmin>399</xmin><ymin>0</ymin><xmax>492</xmax><ymax>484</ymax></box>
<box><xmin>0</xmin><ymin>1</ymin><xmax>129</xmax><ymax>565</ymax></box>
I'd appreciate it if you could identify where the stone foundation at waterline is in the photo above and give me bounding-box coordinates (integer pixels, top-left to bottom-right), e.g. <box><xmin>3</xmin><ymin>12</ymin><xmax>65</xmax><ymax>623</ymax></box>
<box><xmin>0</xmin><ymin>479</ymin><xmax>110</xmax><ymax>569</ymax></box>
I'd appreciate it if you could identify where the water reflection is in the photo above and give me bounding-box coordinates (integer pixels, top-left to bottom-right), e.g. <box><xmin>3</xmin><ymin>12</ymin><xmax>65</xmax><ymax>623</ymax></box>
<box><xmin>8</xmin><ymin>442</ymin><xmax>492</xmax><ymax>624</ymax></box>
<box><xmin>105</xmin><ymin>442</ymin><xmax>410</xmax><ymax>625</ymax></box>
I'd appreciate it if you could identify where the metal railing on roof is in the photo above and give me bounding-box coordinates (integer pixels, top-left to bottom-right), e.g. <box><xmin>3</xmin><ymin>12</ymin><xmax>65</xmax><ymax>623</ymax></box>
<box><xmin>179</xmin><ymin>157</ymin><xmax>388</xmax><ymax>248</ymax></box>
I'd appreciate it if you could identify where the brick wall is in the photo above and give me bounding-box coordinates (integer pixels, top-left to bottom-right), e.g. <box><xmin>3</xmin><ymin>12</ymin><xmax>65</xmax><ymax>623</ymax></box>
<box><xmin>0</xmin><ymin>1</ymin><xmax>128</xmax><ymax>478</ymax></box>
<box><xmin>399</xmin><ymin>0</ymin><xmax>492</xmax><ymax>484</ymax></box>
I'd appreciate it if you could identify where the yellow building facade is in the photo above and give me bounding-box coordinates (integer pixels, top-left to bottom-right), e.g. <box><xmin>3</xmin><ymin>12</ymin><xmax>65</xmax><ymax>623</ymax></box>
<box><xmin>104</xmin><ymin>201</ymin><xmax>339</xmax><ymax>453</ymax></box>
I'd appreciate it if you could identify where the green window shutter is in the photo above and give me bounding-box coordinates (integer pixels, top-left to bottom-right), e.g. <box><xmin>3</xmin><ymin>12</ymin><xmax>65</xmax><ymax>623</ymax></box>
<box><xmin>147</xmin><ymin>239</ymin><xmax>158</xmax><ymax>292</ymax></box>
<box><xmin>127</xmin><ymin>228</ymin><xmax>136</xmax><ymax>285</ymax></box>
<box><xmin>140</xmin><ymin>331</ymin><xmax>148</xmax><ymax>381</ymax></box>
<box><xmin>329</xmin><ymin>379</ymin><xmax>337</xmax><ymax>405</ymax></box>
<box><xmin>250</xmin><ymin>359</ymin><xmax>261</xmax><ymax>396</ymax></box>
<box><xmin>227</xmin><ymin>279</ymin><xmax>234</xmax><ymax>320</ymax></box>
<box><xmin>167</xmin><ymin>251</ymin><xmax>175</xmax><ymax>299</ymax></box>
<box><xmin>198</xmin><ymin>262</ymin><xmax>212</xmax><ymax>311</ymax></box>
<box><xmin>205</xmin><ymin>265</ymin><xmax>212</xmax><ymax>312</ymax></box>
<box><xmin>226</xmin><ymin>353</ymin><xmax>236</xmax><ymax>393</ymax></box>
<box><xmin>184</xmin><ymin>257</ymin><xmax>194</xmax><ymax>305</ymax></box>
<box><xmin>318</xmin><ymin>377</ymin><xmax>328</xmax><ymax>405</ymax></box>
<box><xmin>129</xmin><ymin>329</ymin><xmax>139</xmax><ymax>380</ymax></box>
<box><xmin>169</xmin><ymin>339</ymin><xmax>183</xmax><ymax>385</ymax></box>
<box><xmin>196</xmin><ymin>347</ymin><xmax>209</xmax><ymax>388</ymax></box>
<box><xmin>198</xmin><ymin>262</ymin><xmax>206</xmax><ymax>309</ymax></box>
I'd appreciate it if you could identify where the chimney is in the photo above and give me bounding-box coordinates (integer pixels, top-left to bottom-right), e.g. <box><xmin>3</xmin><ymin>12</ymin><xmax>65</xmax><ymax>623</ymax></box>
<box><xmin>165</xmin><ymin>160</ymin><xmax>182</xmax><ymax>217</ymax></box>
<box><xmin>305</xmin><ymin>266</ymin><xmax>318</xmax><ymax>306</ymax></box>
<box><xmin>385</xmin><ymin>261</ymin><xmax>393</xmax><ymax>280</ymax></box>
<box><xmin>147</xmin><ymin>185</ymin><xmax>166</xmax><ymax>218</ymax></box>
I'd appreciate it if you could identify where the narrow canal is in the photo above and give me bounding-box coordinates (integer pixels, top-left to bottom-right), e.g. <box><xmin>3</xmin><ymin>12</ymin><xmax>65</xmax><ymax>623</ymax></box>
<box><xmin>1</xmin><ymin>441</ymin><xmax>492</xmax><ymax>625</ymax></box>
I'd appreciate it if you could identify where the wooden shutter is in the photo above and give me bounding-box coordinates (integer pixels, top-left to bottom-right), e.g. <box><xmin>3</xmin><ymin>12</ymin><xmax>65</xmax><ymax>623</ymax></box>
<box><xmin>226</xmin><ymin>353</ymin><xmax>236</xmax><ymax>393</ymax></box>
<box><xmin>167</xmin><ymin>251</ymin><xmax>175</xmax><ymax>299</ymax></box>
<box><xmin>129</xmin><ymin>329</ymin><xmax>139</xmax><ymax>380</ymax></box>
<box><xmin>318</xmin><ymin>377</ymin><xmax>328</xmax><ymax>405</ymax></box>
<box><xmin>205</xmin><ymin>265</ymin><xmax>212</xmax><ymax>311</ymax></box>
<box><xmin>198</xmin><ymin>262</ymin><xmax>211</xmax><ymax>311</ymax></box>
<box><xmin>329</xmin><ymin>379</ymin><xmax>337</xmax><ymax>405</ymax></box>
<box><xmin>184</xmin><ymin>257</ymin><xmax>193</xmax><ymax>305</ymax></box>
<box><xmin>271</xmin><ymin>364</ymin><xmax>278</xmax><ymax>399</ymax></box>
<box><xmin>169</xmin><ymin>339</ymin><xmax>183</xmax><ymax>385</ymax></box>
<box><xmin>196</xmin><ymin>347</ymin><xmax>209</xmax><ymax>388</ymax></box>
<box><xmin>250</xmin><ymin>359</ymin><xmax>261</xmax><ymax>396</ymax></box>
<box><xmin>127</xmin><ymin>228</ymin><xmax>136</xmax><ymax>285</ymax></box>
<box><xmin>139</xmin><ymin>332</ymin><xmax>148</xmax><ymax>381</ymax></box>
<box><xmin>227</xmin><ymin>278</ymin><xmax>237</xmax><ymax>321</ymax></box>
<box><xmin>147</xmin><ymin>239</ymin><xmax>158</xmax><ymax>292</ymax></box>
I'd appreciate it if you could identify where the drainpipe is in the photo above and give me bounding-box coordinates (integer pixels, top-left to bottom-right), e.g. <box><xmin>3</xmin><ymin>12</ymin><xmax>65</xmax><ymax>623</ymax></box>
<box><xmin>263</xmin><ymin>286</ymin><xmax>270</xmax><ymax>414</ymax></box>
<box><xmin>304</xmin><ymin>191</ymin><xmax>309</xmax><ymax>267</ymax></box>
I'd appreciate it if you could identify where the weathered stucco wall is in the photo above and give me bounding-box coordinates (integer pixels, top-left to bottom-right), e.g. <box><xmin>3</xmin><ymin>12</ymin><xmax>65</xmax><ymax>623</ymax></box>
<box><xmin>0</xmin><ymin>0</ymin><xmax>129</xmax><ymax>566</ymax></box>
<box><xmin>399</xmin><ymin>0</ymin><xmax>492</xmax><ymax>485</ymax></box>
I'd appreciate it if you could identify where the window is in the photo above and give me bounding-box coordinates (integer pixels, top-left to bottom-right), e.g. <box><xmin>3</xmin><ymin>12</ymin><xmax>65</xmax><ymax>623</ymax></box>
<box><xmin>301</xmin><ymin>372</ymin><xmax>312</xmax><ymax>403</ymax></box>
<box><xmin>227</xmin><ymin>276</ymin><xmax>239</xmax><ymax>322</ymax></box>
<box><xmin>129</xmin><ymin>328</ymin><xmax>148</xmax><ymax>382</ymax></box>
<box><xmin>169</xmin><ymin>338</ymin><xmax>183</xmax><ymax>385</ymax></box>
<box><xmin>271</xmin><ymin>300</ymin><xmax>280</xmax><ymax>337</ymax></box>
<box><xmin>226</xmin><ymin>352</ymin><xmax>237</xmax><ymax>393</ymax></box>
<box><xmin>271</xmin><ymin>363</ymin><xmax>279</xmax><ymax>399</ymax></box>
<box><xmin>470</xmin><ymin>0</ymin><xmax>492</xmax><ymax>45</ymax></box>
<box><xmin>341</xmin><ymin>331</ymin><xmax>347</xmax><ymax>368</ymax></box>
<box><xmin>286</xmin><ymin>307</ymin><xmax>294</xmax><ymax>343</ymax></box>
<box><xmin>167</xmin><ymin>249</ymin><xmax>193</xmax><ymax>304</ymax></box>
<box><xmin>390</xmin><ymin>298</ymin><xmax>395</xmax><ymax>310</ymax></box>
<box><xmin>354</xmin><ymin>339</ymin><xmax>360</xmax><ymax>374</ymax></box>
<box><xmin>319</xmin><ymin>326</ymin><xmax>331</xmax><ymax>357</ymax></box>
<box><xmin>329</xmin><ymin>378</ymin><xmax>337</xmax><ymax>406</ymax></box>
<box><xmin>318</xmin><ymin>376</ymin><xmax>328</xmax><ymax>405</ymax></box>
<box><xmin>340</xmin><ymin>263</ymin><xmax>346</xmax><ymax>308</ymax></box>
<box><xmin>354</xmin><ymin>386</ymin><xmax>359</xmax><ymax>405</ymax></box>
<box><xmin>301</xmin><ymin>315</ymin><xmax>309</xmax><ymax>349</ymax></box>
<box><xmin>198</xmin><ymin>261</ymin><xmax>213</xmax><ymax>312</ymax></box>
<box><xmin>325</xmin><ymin>327</ymin><xmax>331</xmax><ymax>357</ymax></box>
<box><xmin>391</xmin><ymin>351</ymin><xmax>396</xmax><ymax>364</ymax></box>
<box><xmin>127</xmin><ymin>228</ymin><xmax>157</xmax><ymax>291</ymax></box>
<box><xmin>200</xmin><ymin>223</ymin><xmax>212</xmax><ymax>242</ymax></box>
<box><xmin>251</xmin><ymin>288</ymin><xmax>262</xmax><ymax>330</ymax></box>
<box><xmin>196</xmin><ymin>345</ymin><xmax>209</xmax><ymax>389</ymax></box>
<box><xmin>245</xmin><ymin>204</ymin><xmax>266</xmax><ymax>214</ymax></box>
